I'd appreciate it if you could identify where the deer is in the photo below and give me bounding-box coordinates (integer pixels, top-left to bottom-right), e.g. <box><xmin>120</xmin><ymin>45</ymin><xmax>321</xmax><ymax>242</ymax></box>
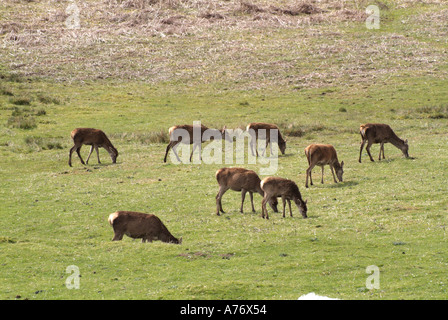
<box><xmin>304</xmin><ymin>144</ymin><xmax>344</xmax><ymax>188</ymax></box>
<box><xmin>108</xmin><ymin>211</ymin><xmax>182</xmax><ymax>244</ymax></box>
<box><xmin>163</xmin><ymin>124</ymin><xmax>229</xmax><ymax>163</ymax></box>
<box><xmin>215</xmin><ymin>167</ymin><xmax>278</xmax><ymax>216</ymax></box>
<box><xmin>69</xmin><ymin>128</ymin><xmax>118</xmax><ymax>167</ymax></box>
<box><xmin>246</xmin><ymin>122</ymin><xmax>286</xmax><ymax>157</ymax></box>
<box><xmin>359</xmin><ymin>123</ymin><xmax>409</xmax><ymax>163</ymax></box>
<box><xmin>260</xmin><ymin>177</ymin><xmax>307</xmax><ymax>219</ymax></box>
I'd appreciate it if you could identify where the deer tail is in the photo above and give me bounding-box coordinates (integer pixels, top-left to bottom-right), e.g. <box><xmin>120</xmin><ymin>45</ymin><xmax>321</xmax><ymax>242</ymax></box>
<box><xmin>304</xmin><ymin>148</ymin><xmax>311</xmax><ymax>165</ymax></box>
<box><xmin>359</xmin><ymin>125</ymin><xmax>367</xmax><ymax>139</ymax></box>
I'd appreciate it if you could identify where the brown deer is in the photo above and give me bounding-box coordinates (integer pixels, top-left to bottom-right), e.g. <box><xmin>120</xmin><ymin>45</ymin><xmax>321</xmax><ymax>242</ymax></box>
<box><xmin>359</xmin><ymin>123</ymin><xmax>409</xmax><ymax>163</ymax></box>
<box><xmin>163</xmin><ymin>124</ymin><xmax>228</xmax><ymax>163</ymax></box>
<box><xmin>304</xmin><ymin>144</ymin><xmax>344</xmax><ymax>188</ymax></box>
<box><xmin>215</xmin><ymin>167</ymin><xmax>278</xmax><ymax>216</ymax></box>
<box><xmin>260</xmin><ymin>177</ymin><xmax>307</xmax><ymax>219</ymax></box>
<box><xmin>69</xmin><ymin>128</ymin><xmax>118</xmax><ymax>167</ymax></box>
<box><xmin>246</xmin><ymin>122</ymin><xmax>286</xmax><ymax>156</ymax></box>
<box><xmin>108</xmin><ymin>211</ymin><xmax>182</xmax><ymax>244</ymax></box>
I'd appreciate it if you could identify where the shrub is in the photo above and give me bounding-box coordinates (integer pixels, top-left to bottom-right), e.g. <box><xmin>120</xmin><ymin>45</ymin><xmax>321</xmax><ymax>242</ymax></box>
<box><xmin>37</xmin><ymin>94</ymin><xmax>60</xmax><ymax>105</ymax></box>
<box><xmin>9</xmin><ymin>97</ymin><xmax>31</xmax><ymax>106</ymax></box>
<box><xmin>283</xmin><ymin>124</ymin><xmax>305</xmax><ymax>137</ymax></box>
<box><xmin>24</xmin><ymin>136</ymin><xmax>64</xmax><ymax>151</ymax></box>
<box><xmin>141</xmin><ymin>130</ymin><xmax>169</xmax><ymax>144</ymax></box>
<box><xmin>35</xmin><ymin>108</ymin><xmax>47</xmax><ymax>116</ymax></box>
<box><xmin>7</xmin><ymin>116</ymin><xmax>37</xmax><ymax>129</ymax></box>
<box><xmin>0</xmin><ymin>87</ymin><xmax>14</xmax><ymax>96</ymax></box>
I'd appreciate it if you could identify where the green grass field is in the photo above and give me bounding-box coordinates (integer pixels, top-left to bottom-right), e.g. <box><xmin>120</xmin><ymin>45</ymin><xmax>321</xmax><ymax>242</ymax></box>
<box><xmin>1</xmin><ymin>0</ymin><xmax>447</xmax><ymax>300</ymax></box>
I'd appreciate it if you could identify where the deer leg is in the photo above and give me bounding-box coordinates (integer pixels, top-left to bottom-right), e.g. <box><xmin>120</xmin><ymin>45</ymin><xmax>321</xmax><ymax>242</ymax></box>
<box><xmin>309</xmin><ymin>168</ymin><xmax>314</xmax><ymax>186</ymax></box>
<box><xmin>216</xmin><ymin>186</ymin><xmax>229</xmax><ymax>215</ymax></box>
<box><xmin>281</xmin><ymin>196</ymin><xmax>286</xmax><ymax>218</ymax></box>
<box><xmin>215</xmin><ymin>190</ymin><xmax>221</xmax><ymax>215</ymax></box>
<box><xmin>255</xmin><ymin>139</ymin><xmax>259</xmax><ymax>157</ymax></box>
<box><xmin>249</xmin><ymin>192</ymin><xmax>255</xmax><ymax>212</ymax></box>
<box><xmin>75</xmin><ymin>146</ymin><xmax>85</xmax><ymax>165</ymax></box>
<box><xmin>163</xmin><ymin>142</ymin><xmax>171</xmax><ymax>162</ymax></box>
<box><xmin>95</xmin><ymin>145</ymin><xmax>101</xmax><ymax>164</ymax></box>
<box><xmin>251</xmin><ymin>137</ymin><xmax>260</xmax><ymax>157</ymax></box>
<box><xmin>305</xmin><ymin>164</ymin><xmax>315</xmax><ymax>188</ymax></box>
<box><xmin>262</xmin><ymin>139</ymin><xmax>269</xmax><ymax>156</ymax></box>
<box><xmin>142</xmin><ymin>237</ymin><xmax>154</xmax><ymax>243</ymax></box>
<box><xmin>85</xmin><ymin>145</ymin><xmax>94</xmax><ymax>164</ymax></box>
<box><xmin>321</xmin><ymin>165</ymin><xmax>325</xmax><ymax>184</ymax></box>
<box><xmin>366</xmin><ymin>141</ymin><xmax>375</xmax><ymax>162</ymax></box>
<box><xmin>270</xmin><ymin>197</ymin><xmax>279</xmax><ymax>213</ymax></box>
<box><xmin>380</xmin><ymin>143</ymin><xmax>385</xmax><ymax>160</ymax></box>
<box><xmin>288</xmin><ymin>199</ymin><xmax>293</xmax><ymax>217</ymax></box>
<box><xmin>164</xmin><ymin>141</ymin><xmax>180</xmax><ymax>163</ymax></box>
<box><xmin>330</xmin><ymin>165</ymin><xmax>338</xmax><ymax>183</ymax></box>
<box><xmin>249</xmin><ymin>137</ymin><xmax>256</xmax><ymax>157</ymax></box>
<box><xmin>189</xmin><ymin>143</ymin><xmax>196</xmax><ymax>162</ymax></box>
<box><xmin>240</xmin><ymin>189</ymin><xmax>247</xmax><ymax>213</ymax></box>
<box><xmin>382</xmin><ymin>143</ymin><xmax>386</xmax><ymax>159</ymax></box>
<box><xmin>69</xmin><ymin>145</ymin><xmax>76</xmax><ymax>167</ymax></box>
<box><xmin>359</xmin><ymin>139</ymin><xmax>366</xmax><ymax>163</ymax></box>
<box><xmin>261</xmin><ymin>195</ymin><xmax>269</xmax><ymax>219</ymax></box>
<box><xmin>190</xmin><ymin>142</ymin><xmax>201</xmax><ymax>162</ymax></box>
<box><xmin>219</xmin><ymin>195</ymin><xmax>225</xmax><ymax>214</ymax></box>
<box><xmin>171</xmin><ymin>142</ymin><xmax>183</xmax><ymax>162</ymax></box>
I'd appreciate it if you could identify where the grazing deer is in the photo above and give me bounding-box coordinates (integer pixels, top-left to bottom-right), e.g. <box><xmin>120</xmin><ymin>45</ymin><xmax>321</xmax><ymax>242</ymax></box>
<box><xmin>246</xmin><ymin>122</ymin><xmax>286</xmax><ymax>156</ymax></box>
<box><xmin>215</xmin><ymin>167</ymin><xmax>278</xmax><ymax>215</ymax></box>
<box><xmin>69</xmin><ymin>128</ymin><xmax>118</xmax><ymax>167</ymax></box>
<box><xmin>163</xmin><ymin>124</ymin><xmax>228</xmax><ymax>163</ymax></box>
<box><xmin>260</xmin><ymin>177</ymin><xmax>307</xmax><ymax>219</ymax></box>
<box><xmin>359</xmin><ymin>123</ymin><xmax>409</xmax><ymax>163</ymax></box>
<box><xmin>108</xmin><ymin>211</ymin><xmax>182</xmax><ymax>244</ymax></box>
<box><xmin>304</xmin><ymin>144</ymin><xmax>344</xmax><ymax>188</ymax></box>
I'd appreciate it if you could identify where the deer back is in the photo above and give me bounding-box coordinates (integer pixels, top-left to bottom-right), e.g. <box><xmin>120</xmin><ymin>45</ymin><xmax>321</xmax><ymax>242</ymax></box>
<box><xmin>109</xmin><ymin>211</ymin><xmax>180</xmax><ymax>243</ymax></box>
<box><xmin>360</xmin><ymin>123</ymin><xmax>397</xmax><ymax>143</ymax></box>
<box><xmin>216</xmin><ymin>167</ymin><xmax>262</xmax><ymax>194</ymax></box>
<box><xmin>261</xmin><ymin>177</ymin><xmax>300</xmax><ymax>199</ymax></box>
<box><xmin>306</xmin><ymin>144</ymin><xmax>339</xmax><ymax>166</ymax></box>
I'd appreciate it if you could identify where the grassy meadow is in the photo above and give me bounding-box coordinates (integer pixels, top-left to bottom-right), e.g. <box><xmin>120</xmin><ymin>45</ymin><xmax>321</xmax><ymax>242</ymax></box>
<box><xmin>1</xmin><ymin>0</ymin><xmax>447</xmax><ymax>300</ymax></box>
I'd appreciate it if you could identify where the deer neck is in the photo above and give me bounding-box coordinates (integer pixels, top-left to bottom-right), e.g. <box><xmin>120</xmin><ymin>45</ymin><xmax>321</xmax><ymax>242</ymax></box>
<box><xmin>276</xmin><ymin>131</ymin><xmax>285</xmax><ymax>143</ymax></box>
<box><xmin>105</xmin><ymin>144</ymin><xmax>115</xmax><ymax>154</ymax></box>
<box><xmin>389</xmin><ymin>134</ymin><xmax>405</xmax><ymax>150</ymax></box>
<box><xmin>332</xmin><ymin>160</ymin><xmax>342</xmax><ymax>170</ymax></box>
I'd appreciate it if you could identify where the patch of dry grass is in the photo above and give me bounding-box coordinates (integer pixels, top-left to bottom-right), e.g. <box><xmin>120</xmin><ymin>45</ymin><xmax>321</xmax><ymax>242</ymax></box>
<box><xmin>0</xmin><ymin>0</ymin><xmax>446</xmax><ymax>89</ymax></box>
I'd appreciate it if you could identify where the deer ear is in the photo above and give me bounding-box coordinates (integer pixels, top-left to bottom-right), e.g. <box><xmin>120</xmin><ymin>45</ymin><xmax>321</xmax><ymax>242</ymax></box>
<box><xmin>304</xmin><ymin>199</ymin><xmax>308</xmax><ymax>205</ymax></box>
<box><xmin>405</xmin><ymin>139</ymin><xmax>408</xmax><ymax>144</ymax></box>
<box><xmin>341</xmin><ymin>161</ymin><xmax>344</xmax><ymax>167</ymax></box>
